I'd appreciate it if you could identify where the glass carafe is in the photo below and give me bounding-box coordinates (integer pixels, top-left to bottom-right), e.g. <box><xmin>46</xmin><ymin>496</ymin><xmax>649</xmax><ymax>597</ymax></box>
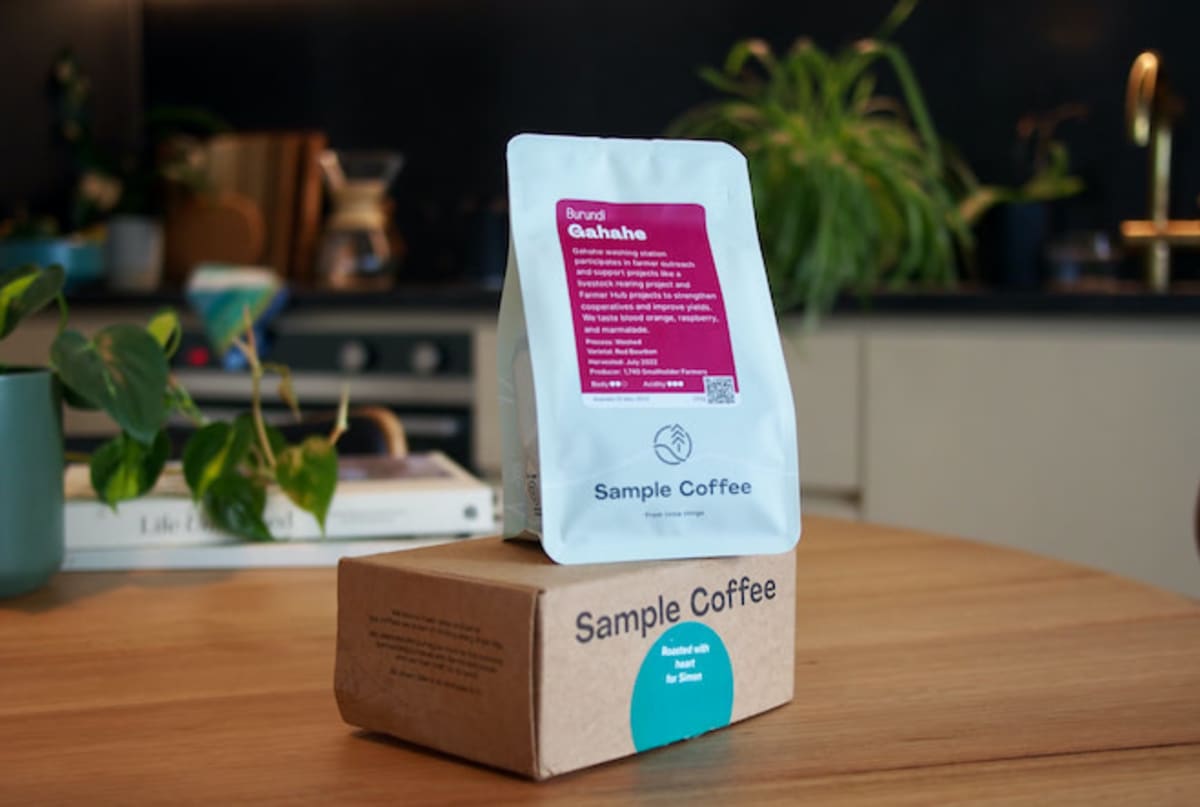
<box><xmin>316</xmin><ymin>150</ymin><xmax>404</xmax><ymax>290</ymax></box>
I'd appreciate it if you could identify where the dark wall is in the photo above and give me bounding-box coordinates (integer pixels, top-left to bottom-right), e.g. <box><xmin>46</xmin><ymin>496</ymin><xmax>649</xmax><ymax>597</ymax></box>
<box><xmin>139</xmin><ymin>1</ymin><xmax>1200</xmax><ymax>215</ymax></box>
<box><xmin>5</xmin><ymin>0</ymin><xmax>1200</xmax><ymax>280</ymax></box>
<box><xmin>0</xmin><ymin>0</ymin><xmax>141</xmax><ymax>215</ymax></box>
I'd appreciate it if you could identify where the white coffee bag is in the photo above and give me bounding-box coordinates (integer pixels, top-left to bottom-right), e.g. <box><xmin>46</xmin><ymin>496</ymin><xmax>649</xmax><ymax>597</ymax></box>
<box><xmin>498</xmin><ymin>134</ymin><xmax>800</xmax><ymax>563</ymax></box>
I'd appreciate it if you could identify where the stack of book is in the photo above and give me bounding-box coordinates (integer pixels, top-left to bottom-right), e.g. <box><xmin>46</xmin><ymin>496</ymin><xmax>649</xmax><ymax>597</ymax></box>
<box><xmin>204</xmin><ymin>132</ymin><xmax>327</xmax><ymax>284</ymax></box>
<box><xmin>63</xmin><ymin>452</ymin><xmax>496</xmax><ymax>570</ymax></box>
<box><xmin>163</xmin><ymin>131</ymin><xmax>326</xmax><ymax>285</ymax></box>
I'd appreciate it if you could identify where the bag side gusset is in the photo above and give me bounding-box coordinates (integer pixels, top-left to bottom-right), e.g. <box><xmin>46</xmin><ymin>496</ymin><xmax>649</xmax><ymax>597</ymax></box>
<box><xmin>497</xmin><ymin>243</ymin><xmax>542</xmax><ymax>541</ymax></box>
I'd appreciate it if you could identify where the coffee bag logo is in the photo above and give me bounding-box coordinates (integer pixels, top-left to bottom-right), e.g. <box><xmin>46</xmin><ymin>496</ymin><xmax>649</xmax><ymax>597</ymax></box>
<box><xmin>654</xmin><ymin>424</ymin><xmax>693</xmax><ymax>465</ymax></box>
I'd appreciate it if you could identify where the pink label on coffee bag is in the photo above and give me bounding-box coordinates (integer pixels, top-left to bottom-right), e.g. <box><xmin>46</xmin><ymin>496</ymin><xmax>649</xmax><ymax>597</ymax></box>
<box><xmin>556</xmin><ymin>199</ymin><xmax>738</xmax><ymax>406</ymax></box>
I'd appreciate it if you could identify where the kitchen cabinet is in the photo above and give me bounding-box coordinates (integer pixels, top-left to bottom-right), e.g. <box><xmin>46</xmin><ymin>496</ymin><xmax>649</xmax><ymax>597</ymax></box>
<box><xmin>778</xmin><ymin>324</ymin><xmax>861</xmax><ymax>520</ymax></box>
<box><xmin>472</xmin><ymin>323</ymin><xmax>500</xmax><ymax>475</ymax></box>
<box><xmin>859</xmin><ymin>318</ymin><xmax>1200</xmax><ymax>598</ymax></box>
<box><xmin>480</xmin><ymin>314</ymin><xmax>1200</xmax><ymax>596</ymax></box>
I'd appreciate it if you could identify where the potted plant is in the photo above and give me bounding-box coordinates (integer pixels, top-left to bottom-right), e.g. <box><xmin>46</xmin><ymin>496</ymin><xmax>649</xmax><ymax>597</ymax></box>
<box><xmin>955</xmin><ymin>105</ymin><xmax>1087</xmax><ymax>290</ymax></box>
<box><xmin>0</xmin><ymin>264</ymin><xmax>343</xmax><ymax>597</ymax></box>
<box><xmin>668</xmin><ymin>0</ymin><xmax>1082</xmax><ymax>319</ymax></box>
<box><xmin>0</xmin><ymin>263</ymin><xmax>172</xmax><ymax>595</ymax></box>
<box><xmin>0</xmin><ymin>265</ymin><xmax>66</xmax><ymax>596</ymax></box>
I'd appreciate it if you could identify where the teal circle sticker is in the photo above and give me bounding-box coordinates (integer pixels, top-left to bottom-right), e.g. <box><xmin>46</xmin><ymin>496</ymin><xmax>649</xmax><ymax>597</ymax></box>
<box><xmin>630</xmin><ymin>621</ymin><xmax>734</xmax><ymax>752</ymax></box>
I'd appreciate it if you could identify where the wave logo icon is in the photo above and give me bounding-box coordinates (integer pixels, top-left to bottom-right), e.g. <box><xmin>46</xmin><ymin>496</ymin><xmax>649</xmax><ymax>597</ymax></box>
<box><xmin>653</xmin><ymin>424</ymin><xmax>693</xmax><ymax>465</ymax></box>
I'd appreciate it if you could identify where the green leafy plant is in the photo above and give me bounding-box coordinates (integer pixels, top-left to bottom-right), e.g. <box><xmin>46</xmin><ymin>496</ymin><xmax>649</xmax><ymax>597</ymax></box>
<box><xmin>953</xmin><ymin>104</ymin><xmax>1086</xmax><ymax>225</ymax></box>
<box><xmin>0</xmin><ymin>264</ymin><xmax>343</xmax><ymax>542</ymax></box>
<box><xmin>47</xmin><ymin>50</ymin><xmax>228</xmax><ymax>229</ymax></box>
<box><xmin>668</xmin><ymin>0</ymin><xmax>1080</xmax><ymax>320</ymax></box>
<box><xmin>178</xmin><ymin>310</ymin><xmax>346</xmax><ymax>542</ymax></box>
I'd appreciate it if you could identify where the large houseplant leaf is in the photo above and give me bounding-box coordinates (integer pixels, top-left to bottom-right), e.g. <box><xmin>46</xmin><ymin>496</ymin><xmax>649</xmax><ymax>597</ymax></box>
<box><xmin>146</xmin><ymin>308</ymin><xmax>182</xmax><ymax>359</ymax></box>
<box><xmin>0</xmin><ymin>264</ymin><xmax>65</xmax><ymax>341</ymax></box>
<box><xmin>182</xmin><ymin>418</ymin><xmax>255</xmax><ymax>500</ymax></box>
<box><xmin>275</xmin><ymin>436</ymin><xmax>338</xmax><ymax>532</ymax></box>
<box><xmin>50</xmin><ymin>325</ymin><xmax>170</xmax><ymax>445</ymax></box>
<box><xmin>89</xmin><ymin>430</ymin><xmax>170</xmax><ymax>506</ymax></box>
<box><xmin>202</xmin><ymin>474</ymin><xmax>273</xmax><ymax>543</ymax></box>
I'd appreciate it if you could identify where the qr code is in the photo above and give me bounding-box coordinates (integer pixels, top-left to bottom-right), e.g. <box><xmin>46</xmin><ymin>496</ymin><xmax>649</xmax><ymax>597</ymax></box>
<box><xmin>704</xmin><ymin>376</ymin><xmax>736</xmax><ymax>404</ymax></box>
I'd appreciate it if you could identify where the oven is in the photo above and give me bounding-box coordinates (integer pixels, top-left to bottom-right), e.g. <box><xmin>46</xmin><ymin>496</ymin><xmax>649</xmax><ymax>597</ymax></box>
<box><xmin>171</xmin><ymin>311</ymin><xmax>478</xmax><ymax>471</ymax></box>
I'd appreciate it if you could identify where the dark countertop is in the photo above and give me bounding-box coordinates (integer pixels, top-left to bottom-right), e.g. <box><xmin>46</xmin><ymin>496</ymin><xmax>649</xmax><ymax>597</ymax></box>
<box><xmin>64</xmin><ymin>285</ymin><xmax>1200</xmax><ymax>318</ymax></box>
<box><xmin>835</xmin><ymin>290</ymin><xmax>1200</xmax><ymax>317</ymax></box>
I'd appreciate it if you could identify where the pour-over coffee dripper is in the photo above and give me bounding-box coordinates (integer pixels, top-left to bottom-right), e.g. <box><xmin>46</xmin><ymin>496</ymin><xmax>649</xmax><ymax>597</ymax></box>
<box><xmin>316</xmin><ymin>150</ymin><xmax>404</xmax><ymax>290</ymax></box>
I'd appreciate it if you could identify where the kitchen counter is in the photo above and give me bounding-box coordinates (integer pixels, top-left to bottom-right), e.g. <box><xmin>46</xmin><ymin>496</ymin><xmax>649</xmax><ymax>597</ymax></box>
<box><xmin>63</xmin><ymin>285</ymin><xmax>1200</xmax><ymax>317</ymax></box>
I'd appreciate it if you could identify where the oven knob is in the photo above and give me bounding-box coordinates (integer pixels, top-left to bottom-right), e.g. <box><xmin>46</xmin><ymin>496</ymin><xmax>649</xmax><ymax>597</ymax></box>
<box><xmin>338</xmin><ymin>340</ymin><xmax>372</xmax><ymax>373</ymax></box>
<box><xmin>409</xmin><ymin>340</ymin><xmax>444</xmax><ymax>375</ymax></box>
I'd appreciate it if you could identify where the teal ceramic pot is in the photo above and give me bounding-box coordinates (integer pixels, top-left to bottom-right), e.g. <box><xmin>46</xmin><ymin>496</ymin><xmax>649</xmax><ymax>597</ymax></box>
<box><xmin>0</xmin><ymin>369</ymin><xmax>63</xmax><ymax>598</ymax></box>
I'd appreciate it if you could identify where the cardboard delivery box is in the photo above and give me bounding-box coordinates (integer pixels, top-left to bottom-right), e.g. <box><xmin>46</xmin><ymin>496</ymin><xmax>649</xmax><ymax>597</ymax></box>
<box><xmin>334</xmin><ymin>537</ymin><xmax>796</xmax><ymax>779</ymax></box>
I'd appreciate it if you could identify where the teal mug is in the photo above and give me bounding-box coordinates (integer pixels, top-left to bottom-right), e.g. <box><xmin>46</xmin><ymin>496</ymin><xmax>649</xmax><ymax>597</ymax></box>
<box><xmin>0</xmin><ymin>369</ymin><xmax>64</xmax><ymax>598</ymax></box>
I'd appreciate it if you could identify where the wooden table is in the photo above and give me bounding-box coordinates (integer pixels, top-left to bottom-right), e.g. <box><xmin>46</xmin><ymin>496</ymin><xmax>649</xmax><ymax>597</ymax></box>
<box><xmin>2</xmin><ymin>517</ymin><xmax>1199</xmax><ymax>804</ymax></box>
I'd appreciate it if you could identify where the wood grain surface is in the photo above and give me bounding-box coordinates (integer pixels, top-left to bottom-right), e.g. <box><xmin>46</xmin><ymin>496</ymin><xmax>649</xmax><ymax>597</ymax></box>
<box><xmin>1</xmin><ymin>517</ymin><xmax>1198</xmax><ymax>805</ymax></box>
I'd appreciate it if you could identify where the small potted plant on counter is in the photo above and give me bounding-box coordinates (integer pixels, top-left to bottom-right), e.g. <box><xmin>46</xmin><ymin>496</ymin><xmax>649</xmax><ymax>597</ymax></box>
<box><xmin>0</xmin><ymin>263</ymin><xmax>175</xmax><ymax>595</ymax></box>
<box><xmin>0</xmin><ymin>265</ymin><xmax>343</xmax><ymax>597</ymax></box>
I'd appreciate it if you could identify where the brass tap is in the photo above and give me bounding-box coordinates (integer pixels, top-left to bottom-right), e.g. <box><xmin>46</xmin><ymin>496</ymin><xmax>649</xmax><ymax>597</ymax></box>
<box><xmin>1121</xmin><ymin>50</ymin><xmax>1192</xmax><ymax>292</ymax></box>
